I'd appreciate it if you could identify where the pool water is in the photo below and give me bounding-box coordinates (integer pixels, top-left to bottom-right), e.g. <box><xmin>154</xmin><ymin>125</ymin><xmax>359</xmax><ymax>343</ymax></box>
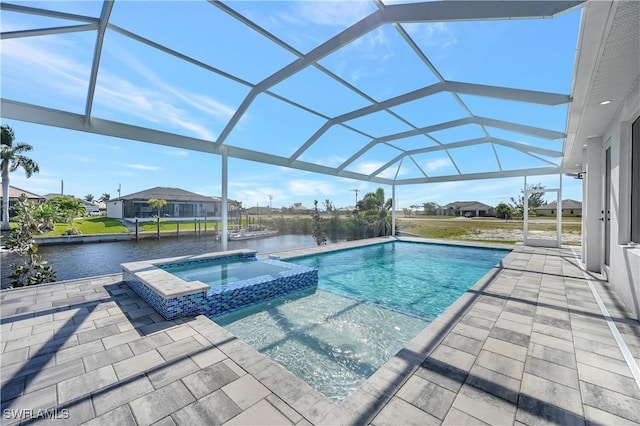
<box><xmin>161</xmin><ymin>257</ymin><xmax>289</xmax><ymax>287</ymax></box>
<box><xmin>214</xmin><ymin>241</ymin><xmax>508</xmax><ymax>401</ymax></box>
<box><xmin>292</xmin><ymin>241</ymin><xmax>507</xmax><ymax>320</ymax></box>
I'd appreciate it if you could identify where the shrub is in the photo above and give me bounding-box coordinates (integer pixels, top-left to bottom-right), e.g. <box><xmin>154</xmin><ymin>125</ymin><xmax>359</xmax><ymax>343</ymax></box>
<box><xmin>4</xmin><ymin>195</ymin><xmax>56</xmax><ymax>287</ymax></box>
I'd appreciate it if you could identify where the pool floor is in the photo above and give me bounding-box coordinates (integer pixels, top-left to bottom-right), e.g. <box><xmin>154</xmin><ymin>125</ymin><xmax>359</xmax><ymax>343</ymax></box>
<box><xmin>217</xmin><ymin>289</ymin><xmax>427</xmax><ymax>401</ymax></box>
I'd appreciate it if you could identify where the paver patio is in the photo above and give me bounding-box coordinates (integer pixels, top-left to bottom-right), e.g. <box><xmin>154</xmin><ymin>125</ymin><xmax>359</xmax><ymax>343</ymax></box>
<box><xmin>1</xmin><ymin>238</ymin><xmax>639</xmax><ymax>425</ymax></box>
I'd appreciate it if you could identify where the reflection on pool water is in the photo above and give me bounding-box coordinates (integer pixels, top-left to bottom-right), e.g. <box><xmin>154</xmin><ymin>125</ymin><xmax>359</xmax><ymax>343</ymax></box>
<box><xmin>160</xmin><ymin>257</ymin><xmax>289</xmax><ymax>287</ymax></box>
<box><xmin>215</xmin><ymin>241</ymin><xmax>508</xmax><ymax>401</ymax></box>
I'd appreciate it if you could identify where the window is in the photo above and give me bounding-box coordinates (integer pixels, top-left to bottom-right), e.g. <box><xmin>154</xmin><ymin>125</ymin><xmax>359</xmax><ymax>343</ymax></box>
<box><xmin>632</xmin><ymin>115</ymin><xmax>640</xmax><ymax>243</ymax></box>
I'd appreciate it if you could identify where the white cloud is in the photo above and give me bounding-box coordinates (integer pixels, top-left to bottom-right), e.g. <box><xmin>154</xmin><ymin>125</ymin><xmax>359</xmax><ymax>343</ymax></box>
<box><xmin>111</xmin><ymin>48</ymin><xmax>235</xmax><ymax>123</ymax></box>
<box><xmin>353</xmin><ymin>161</ymin><xmax>397</xmax><ymax>179</ymax></box>
<box><xmin>425</xmin><ymin>157</ymin><xmax>452</xmax><ymax>172</ymax></box>
<box><xmin>406</xmin><ymin>22</ymin><xmax>458</xmax><ymax>51</ymax></box>
<box><xmin>67</xmin><ymin>155</ymin><xmax>94</xmax><ymax>163</ymax></box>
<box><xmin>112</xmin><ymin>170</ymin><xmax>135</xmax><ymax>177</ymax></box>
<box><xmin>124</xmin><ymin>163</ymin><xmax>160</xmax><ymax>171</ymax></box>
<box><xmin>231</xmin><ymin>187</ymin><xmax>287</xmax><ymax>207</ymax></box>
<box><xmin>3</xmin><ymin>36</ymin><xmax>234</xmax><ymax>142</ymax></box>
<box><xmin>293</xmin><ymin>1</ymin><xmax>372</xmax><ymax>28</ymax></box>
<box><xmin>7</xmin><ymin>175</ymin><xmax>62</xmax><ymax>195</ymax></box>
<box><xmin>310</xmin><ymin>154</ymin><xmax>347</xmax><ymax>167</ymax></box>
<box><xmin>1</xmin><ymin>37</ymin><xmax>89</xmax><ymax>100</ymax></box>
<box><xmin>95</xmin><ymin>73</ymin><xmax>218</xmax><ymax>141</ymax></box>
<box><xmin>353</xmin><ymin>161</ymin><xmax>383</xmax><ymax>175</ymax></box>
<box><xmin>163</xmin><ymin>149</ymin><xmax>189</xmax><ymax>157</ymax></box>
<box><xmin>287</xmin><ymin>179</ymin><xmax>334</xmax><ymax>196</ymax></box>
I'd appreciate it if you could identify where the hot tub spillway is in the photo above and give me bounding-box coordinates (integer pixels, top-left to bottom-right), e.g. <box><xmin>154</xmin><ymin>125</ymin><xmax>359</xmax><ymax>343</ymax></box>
<box><xmin>121</xmin><ymin>249</ymin><xmax>318</xmax><ymax>320</ymax></box>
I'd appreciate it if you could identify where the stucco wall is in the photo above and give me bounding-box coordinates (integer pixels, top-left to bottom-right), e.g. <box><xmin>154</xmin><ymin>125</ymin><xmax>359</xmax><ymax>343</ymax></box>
<box><xmin>602</xmin><ymin>82</ymin><xmax>640</xmax><ymax>320</ymax></box>
<box><xmin>106</xmin><ymin>200</ymin><xmax>123</xmax><ymax>219</ymax></box>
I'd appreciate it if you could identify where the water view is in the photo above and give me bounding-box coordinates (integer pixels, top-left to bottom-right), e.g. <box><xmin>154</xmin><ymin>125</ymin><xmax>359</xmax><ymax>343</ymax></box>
<box><xmin>0</xmin><ymin>234</ymin><xmax>337</xmax><ymax>288</ymax></box>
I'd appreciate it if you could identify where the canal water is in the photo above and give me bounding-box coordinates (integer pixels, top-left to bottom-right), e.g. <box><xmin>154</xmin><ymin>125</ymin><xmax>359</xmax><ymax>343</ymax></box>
<box><xmin>1</xmin><ymin>234</ymin><xmax>335</xmax><ymax>288</ymax></box>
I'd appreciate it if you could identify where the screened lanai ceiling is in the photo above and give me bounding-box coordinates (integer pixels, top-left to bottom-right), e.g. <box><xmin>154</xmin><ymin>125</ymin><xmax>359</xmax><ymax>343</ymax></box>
<box><xmin>1</xmin><ymin>1</ymin><xmax>586</xmax><ymax>186</ymax></box>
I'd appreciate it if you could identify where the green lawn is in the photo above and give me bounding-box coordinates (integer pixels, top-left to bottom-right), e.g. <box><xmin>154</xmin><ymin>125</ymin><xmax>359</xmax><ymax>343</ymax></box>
<box><xmin>137</xmin><ymin>220</ymin><xmax>221</xmax><ymax>232</ymax></box>
<box><xmin>39</xmin><ymin>218</ymin><xmax>129</xmax><ymax>236</ymax></box>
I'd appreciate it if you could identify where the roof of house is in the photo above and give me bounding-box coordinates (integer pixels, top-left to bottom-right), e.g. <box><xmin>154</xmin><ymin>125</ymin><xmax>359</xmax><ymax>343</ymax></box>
<box><xmin>42</xmin><ymin>193</ymin><xmax>64</xmax><ymax>200</ymax></box>
<box><xmin>0</xmin><ymin>186</ymin><xmax>45</xmax><ymax>201</ymax></box>
<box><xmin>442</xmin><ymin>201</ymin><xmax>494</xmax><ymax>210</ymax></box>
<box><xmin>536</xmin><ymin>199</ymin><xmax>583</xmax><ymax>210</ymax></box>
<box><xmin>112</xmin><ymin>187</ymin><xmax>219</xmax><ymax>203</ymax></box>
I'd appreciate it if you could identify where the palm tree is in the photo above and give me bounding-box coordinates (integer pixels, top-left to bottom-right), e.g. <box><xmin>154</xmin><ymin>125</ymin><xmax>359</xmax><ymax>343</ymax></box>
<box><xmin>357</xmin><ymin>187</ymin><xmax>393</xmax><ymax>237</ymax></box>
<box><xmin>1</xmin><ymin>125</ymin><xmax>40</xmax><ymax>230</ymax></box>
<box><xmin>148</xmin><ymin>198</ymin><xmax>167</xmax><ymax>217</ymax></box>
<box><xmin>99</xmin><ymin>193</ymin><xmax>110</xmax><ymax>202</ymax></box>
<box><xmin>85</xmin><ymin>194</ymin><xmax>95</xmax><ymax>202</ymax></box>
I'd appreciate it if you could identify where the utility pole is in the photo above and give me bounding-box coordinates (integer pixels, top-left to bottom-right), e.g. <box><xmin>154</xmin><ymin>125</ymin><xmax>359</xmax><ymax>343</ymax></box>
<box><xmin>350</xmin><ymin>189</ymin><xmax>360</xmax><ymax>207</ymax></box>
<box><xmin>117</xmin><ymin>183</ymin><xmax>121</xmax><ymax>198</ymax></box>
<box><xmin>268</xmin><ymin>194</ymin><xmax>273</xmax><ymax>216</ymax></box>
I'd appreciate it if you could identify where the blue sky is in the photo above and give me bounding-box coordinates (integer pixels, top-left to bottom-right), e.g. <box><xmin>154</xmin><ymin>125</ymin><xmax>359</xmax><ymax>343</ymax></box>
<box><xmin>1</xmin><ymin>1</ymin><xmax>583</xmax><ymax>209</ymax></box>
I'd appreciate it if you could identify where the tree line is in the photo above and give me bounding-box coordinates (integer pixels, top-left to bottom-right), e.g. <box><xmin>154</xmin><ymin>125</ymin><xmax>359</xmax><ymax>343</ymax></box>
<box><xmin>266</xmin><ymin>187</ymin><xmax>395</xmax><ymax>245</ymax></box>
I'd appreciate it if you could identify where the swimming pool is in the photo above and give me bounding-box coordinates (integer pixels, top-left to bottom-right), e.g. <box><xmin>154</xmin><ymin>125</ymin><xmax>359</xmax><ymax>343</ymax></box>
<box><xmin>215</xmin><ymin>241</ymin><xmax>508</xmax><ymax>401</ymax></box>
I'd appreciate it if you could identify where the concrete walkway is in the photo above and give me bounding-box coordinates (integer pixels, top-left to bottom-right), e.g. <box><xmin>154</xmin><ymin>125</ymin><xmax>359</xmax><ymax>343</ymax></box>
<box><xmin>1</xmin><ymin>240</ymin><xmax>639</xmax><ymax>425</ymax></box>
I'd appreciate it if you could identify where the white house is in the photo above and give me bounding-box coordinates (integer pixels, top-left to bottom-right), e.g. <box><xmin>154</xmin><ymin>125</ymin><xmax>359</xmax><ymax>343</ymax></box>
<box><xmin>563</xmin><ymin>1</ymin><xmax>639</xmax><ymax>319</ymax></box>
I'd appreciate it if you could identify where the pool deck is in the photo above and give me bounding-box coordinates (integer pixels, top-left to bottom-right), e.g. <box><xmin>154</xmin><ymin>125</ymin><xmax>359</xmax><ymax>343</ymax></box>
<box><xmin>1</xmin><ymin>237</ymin><xmax>639</xmax><ymax>425</ymax></box>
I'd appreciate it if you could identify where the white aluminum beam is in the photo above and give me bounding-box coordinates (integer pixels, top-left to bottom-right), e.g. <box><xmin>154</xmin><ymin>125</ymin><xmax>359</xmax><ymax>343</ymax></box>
<box><xmin>397</xmin><ymin>166</ymin><xmax>561</xmax><ymax>185</ymax></box>
<box><xmin>84</xmin><ymin>1</ymin><xmax>113</xmax><ymax>125</ymax></box>
<box><xmin>492</xmin><ymin>143</ymin><xmax>504</xmax><ymax>171</ymax></box>
<box><xmin>391</xmin><ymin>184</ymin><xmax>396</xmax><ymax>235</ymax></box>
<box><xmin>1</xmin><ymin>99</ymin><xmax>218</xmax><ymax>154</ymax></box>
<box><xmin>221</xmin><ymin>147</ymin><xmax>228</xmax><ymax>251</ymax></box>
<box><xmin>408</xmin><ymin>155</ymin><xmax>429</xmax><ymax>179</ymax></box>
<box><xmin>1</xmin><ymin>97</ymin><xmax>565</xmax><ymax>186</ymax></box>
<box><xmin>371</xmin><ymin>116</ymin><xmax>564</xmax><ymax>144</ymax></box>
<box><xmin>379</xmin><ymin>117</ymin><xmax>475</xmax><ymax>143</ymax></box>
<box><xmin>289</xmin><ymin>81</ymin><xmax>569</xmax><ymax>162</ymax></box>
<box><xmin>288</xmin><ymin>83</ymin><xmax>444</xmax><ymax>162</ymax></box>
<box><xmin>0</xmin><ymin>3</ymin><xmax>99</xmax><ymax>23</ymax></box>
<box><xmin>445</xmin><ymin>81</ymin><xmax>571</xmax><ymax>106</ymax></box>
<box><xmin>108</xmin><ymin>24</ymin><xmax>252</xmax><ymax>88</ymax></box>
<box><xmin>381</xmin><ymin>1</ymin><xmax>584</xmax><ymax>23</ymax></box>
<box><xmin>490</xmin><ymin>137</ymin><xmax>562</xmax><ymax>157</ymax></box>
<box><xmin>289</xmin><ymin>121</ymin><xmax>335</xmax><ymax>163</ymax></box>
<box><xmin>336</xmin><ymin>141</ymin><xmax>380</xmax><ymax>173</ymax></box>
<box><xmin>371</xmin><ymin>137</ymin><xmax>488</xmax><ymax>177</ymax></box>
<box><xmin>208</xmin><ymin>0</ymin><xmax>301</xmax><ymax>57</ymax></box>
<box><xmin>211</xmin><ymin>0</ymin><xmax>579</xmax><ymax>150</ymax></box>
<box><xmin>0</xmin><ymin>99</ymin><xmax>391</xmax><ymax>184</ymax></box>
<box><xmin>214</xmin><ymin>10</ymin><xmax>385</xmax><ymax>147</ymax></box>
<box><xmin>475</xmin><ymin>117</ymin><xmax>565</xmax><ymax>140</ymax></box>
<box><xmin>1</xmin><ymin>24</ymin><xmax>97</xmax><ymax>40</ymax></box>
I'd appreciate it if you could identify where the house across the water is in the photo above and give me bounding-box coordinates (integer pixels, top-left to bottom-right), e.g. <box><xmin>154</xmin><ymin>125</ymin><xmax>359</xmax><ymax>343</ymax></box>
<box><xmin>106</xmin><ymin>186</ymin><xmax>223</xmax><ymax>220</ymax></box>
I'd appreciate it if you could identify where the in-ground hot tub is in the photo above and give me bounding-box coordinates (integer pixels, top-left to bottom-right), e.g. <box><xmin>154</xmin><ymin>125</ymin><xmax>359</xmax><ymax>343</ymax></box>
<box><xmin>121</xmin><ymin>249</ymin><xmax>318</xmax><ymax>320</ymax></box>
